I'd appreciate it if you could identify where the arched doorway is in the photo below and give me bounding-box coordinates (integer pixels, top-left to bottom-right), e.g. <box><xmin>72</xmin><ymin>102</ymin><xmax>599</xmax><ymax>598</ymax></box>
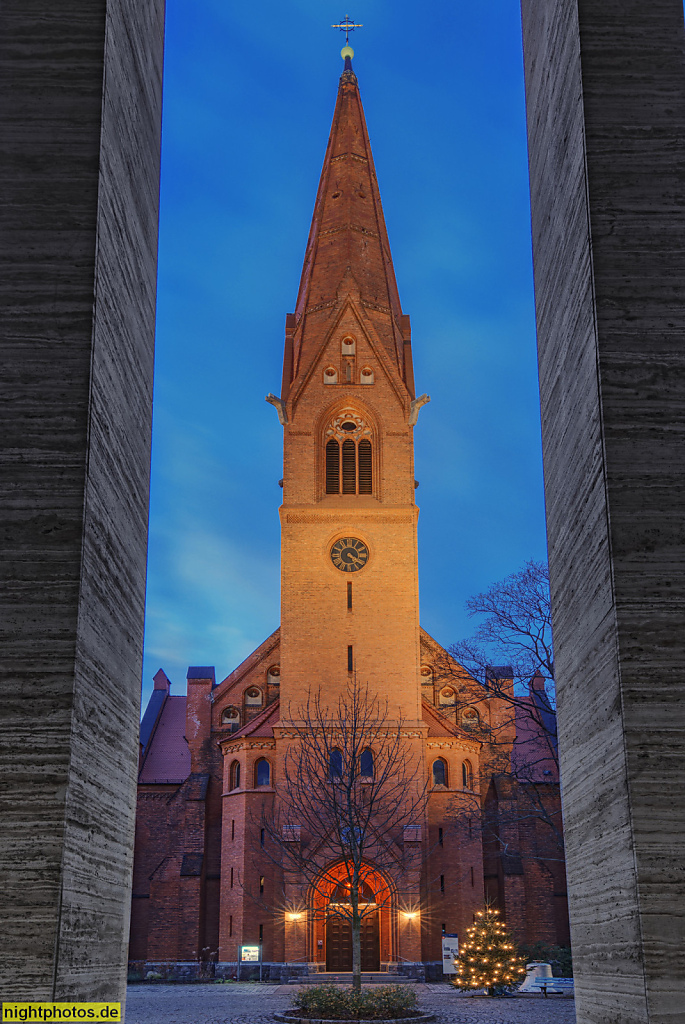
<box><xmin>326</xmin><ymin>879</ymin><xmax>380</xmax><ymax>972</ymax></box>
<box><xmin>307</xmin><ymin>862</ymin><xmax>394</xmax><ymax>971</ymax></box>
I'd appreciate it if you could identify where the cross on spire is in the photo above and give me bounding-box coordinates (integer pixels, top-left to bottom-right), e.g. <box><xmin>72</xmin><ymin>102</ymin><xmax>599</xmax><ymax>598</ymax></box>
<box><xmin>331</xmin><ymin>15</ymin><xmax>363</xmax><ymax>45</ymax></box>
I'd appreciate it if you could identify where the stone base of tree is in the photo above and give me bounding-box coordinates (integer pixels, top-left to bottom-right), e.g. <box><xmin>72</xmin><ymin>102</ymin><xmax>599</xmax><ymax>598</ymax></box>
<box><xmin>274</xmin><ymin>1015</ymin><xmax>435</xmax><ymax>1023</ymax></box>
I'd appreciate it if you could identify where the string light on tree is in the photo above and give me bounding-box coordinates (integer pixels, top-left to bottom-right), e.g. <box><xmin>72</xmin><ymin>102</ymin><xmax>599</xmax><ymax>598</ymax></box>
<box><xmin>451</xmin><ymin>904</ymin><xmax>526</xmax><ymax>996</ymax></box>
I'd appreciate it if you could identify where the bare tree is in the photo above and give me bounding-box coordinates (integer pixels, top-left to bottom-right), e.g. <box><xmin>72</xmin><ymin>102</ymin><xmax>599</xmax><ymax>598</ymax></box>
<box><xmin>449</xmin><ymin>559</ymin><xmax>554</xmax><ymax>689</ymax></box>
<box><xmin>258</xmin><ymin>680</ymin><xmax>427</xmax><ymax>992</ymax></box>
<box><xmin>438</xmin><ymin>561</ymin><xmax>564</xmax><ymax>864</ymax></box>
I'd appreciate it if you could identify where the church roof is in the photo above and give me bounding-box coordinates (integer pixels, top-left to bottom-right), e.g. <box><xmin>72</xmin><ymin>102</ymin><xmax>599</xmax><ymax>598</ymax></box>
<box><xmin>224</xmin><ymin>698</ymin><xmax>280</xmax><ymax>741</ymax></box>
<box><xmin>421</xmin><ymin>697</ymin><xmax>480</xmax><ymax>745</ymax></box>
<box><xmin>286</xmin><ymin>60</ymin><xmax>410</xmax><ymax>392</ymax></box>
<box><xmin>139</xmin><ymin>670</ymin><xmax>170</xmax><ymax>754</ymax></box>
<box><xmin>139</xmin><ymin>694</ymin><xmax>191</xmax><ymax>784</ymax></box>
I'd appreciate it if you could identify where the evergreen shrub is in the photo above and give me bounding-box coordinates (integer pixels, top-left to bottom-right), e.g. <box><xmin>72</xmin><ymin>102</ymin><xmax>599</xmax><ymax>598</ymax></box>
<box><xmin>290</xmin><ymin>983</ymin><xmax>420</xmax><ymax>1020</ymax></box>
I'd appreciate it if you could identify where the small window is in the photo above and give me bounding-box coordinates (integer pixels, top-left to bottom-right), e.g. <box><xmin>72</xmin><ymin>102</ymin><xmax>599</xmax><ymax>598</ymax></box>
<box><xmin>324</xmin><ymin>366</ymin><xmax>338</xmax><ymax>384</ymax></box>
<box><xmin>461</xmin><ymin>708</ymin><xmax>479</xmax><ymax>729</ymax></box>
<box><xmin>267</xmin><ymin>665</ymin><xmax>280</xmax><ymax>686</ymax></box>
<box><xmin>330</xmin><ymin>748</ymin><xmax>343</xmax><ymax>779</ymax></box>
<box><xmin>255</xmin><ymin>758</ymin><xmax>271</xmax><ymax>787</ymax></box>
<box><xmin>360</xmin><ymin>367</ymin><xmax>374</xmax><ymax>385</ymax></box>
<box><xmin>245</xmin><ymin>687</ymin><xmax>263</xmax><ymax>706</ymax></box>
<box><xmin>259</xmin><ymin>875</ymin><xmax>265</xmax><ymax>895</ymax></box>
<box><xmin>439</xmin><ymin>687</ymin><xmax>456</xmax><ymax>706</ymax></box>
<box><xmin>221</xmin><ymin>706</ymin><xmax>241</xmax><ymax>732</ymax></box>
<box><xmin>341</xmin><ymin>336</ymin><xmax>356</xmax><ymax>355</ymax></box>
<box><xmin>432</xmin><ymin>759</ymin><xmax>447</xmax><ymax>787</ymax></box>
<box><xmin>360</xmin><ymin>749</ymin><xmax>373</xmax><ymax>778</ymax></box>
<box><xmin>420</xmin><ymin>666</ymin><xmax>433</xmax><ymax>685</ymax></box>
<box><xmin>230</xmin><ymin>760</ymin><xmax>241</xmax><ymax>790</ymax></box>
<box><xmin>462</xmin><ymin>760</ymin><xmax>473</xmax><ymax>790</ymax></box>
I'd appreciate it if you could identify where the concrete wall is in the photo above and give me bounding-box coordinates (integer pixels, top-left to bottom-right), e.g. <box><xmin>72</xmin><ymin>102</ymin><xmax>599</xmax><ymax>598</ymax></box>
<box><xmin>520</xmin><ymin>1</ymin><xmax>685</xmax><ymax>1021</ymax></box>
<box><xmin>0</xmin><ymin>0</ymin><xmax>165</xmax><ymax>1002</ymax></box>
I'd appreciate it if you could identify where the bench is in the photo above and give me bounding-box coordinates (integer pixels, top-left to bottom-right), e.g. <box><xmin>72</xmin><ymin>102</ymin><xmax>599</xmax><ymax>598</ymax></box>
<box><xmin>535</xmin><ymin>977</ymin><xmax>574</xmax><ymax>997</ymax></box>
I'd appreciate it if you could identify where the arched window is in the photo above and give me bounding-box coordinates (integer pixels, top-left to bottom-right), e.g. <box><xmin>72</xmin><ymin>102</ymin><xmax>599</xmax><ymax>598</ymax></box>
<box><xmin>330</xmin><ymin>748</ymin><xmax>343</xmax><ymax>779</ymax></box>
<box><xmin>360</xmin><ymin>749</ymin><xmax>373</xmax><ymax>778</ymax></box>
<box><xmin>324</xmin><ymin>414</ymin><xmax>374</xmax><ymax>496</ymax></box>
<box><xmin>461</xmin><ymin>708</ymin><xmax>479</xmax><ymax>730</ymax></box>
<box><xmin>462</xmin><ymin>760</ymin><xmax>474</xmax><ymax>790</ymax></box>
<box><xmin>244</xmin><ymin>687</ymin><xmax>262</xmax><ymax>706</ymax></box>
<box><xmin>439</xmin><ymin>687</ymin><xmax>457</xmax><ymax>706</ymax></box>
<box><xmin>230</xmin><ymin>760</ymin><xmax>241</xmax><ymax>790</ymax></box>
<box><xmin>432</xmin><ymin>759</ymin><xmax>447</xmax><ymax>787</ymax></box>
<box><xmin>221</xmin><ymin>706</ymin><xmax>241</xmax><ymax>733</ymax></box>
<box><xmin>255</xmin><ymin>758</ymin><xmax>271</xmax><ymax>787</ymax></box>
<box><xmin>326</xmin><ymin>439</ymin><xmax>340</xmax><ymax>493</ymax></box>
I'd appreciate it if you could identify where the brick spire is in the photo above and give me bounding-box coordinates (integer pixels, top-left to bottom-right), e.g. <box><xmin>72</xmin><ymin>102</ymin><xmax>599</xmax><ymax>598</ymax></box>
<box><xmin>283</xmin><ymin>60</ymin><xmax>413</xmax><ymax>402</ymax></box>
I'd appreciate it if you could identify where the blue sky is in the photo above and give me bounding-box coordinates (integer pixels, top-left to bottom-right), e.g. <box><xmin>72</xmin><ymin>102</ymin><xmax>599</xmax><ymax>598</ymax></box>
<box><xmin>141</xmin><ymin>0</ymin><xmax>548</xmax><ymax>706</ymax></box>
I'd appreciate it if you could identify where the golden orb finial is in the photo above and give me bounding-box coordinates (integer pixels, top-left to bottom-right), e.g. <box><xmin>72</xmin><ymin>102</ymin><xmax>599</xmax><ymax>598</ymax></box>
<box><xmin>341</xmin><ymin>44</ymin><xmax>354</xmax><ymax>60</ymax></box>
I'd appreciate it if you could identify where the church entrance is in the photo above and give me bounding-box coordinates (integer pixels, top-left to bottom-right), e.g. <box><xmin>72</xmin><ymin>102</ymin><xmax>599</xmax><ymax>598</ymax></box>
<box><xmin>325</xmin><ymin>878</ymin><xmax>380</xmax><ymax>972</ymax></box>
<box><xmin>325</xmin><ymin>910</ymin><xmax>380</xmax><ymax>972</ymax></box>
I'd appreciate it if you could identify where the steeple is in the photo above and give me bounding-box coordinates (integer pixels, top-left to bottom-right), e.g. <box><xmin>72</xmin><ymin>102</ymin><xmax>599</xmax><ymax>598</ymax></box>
<box><xmin>282</xmin><ymin>58</ymin><xmax>414</xmax><ymax>404</ymax></box>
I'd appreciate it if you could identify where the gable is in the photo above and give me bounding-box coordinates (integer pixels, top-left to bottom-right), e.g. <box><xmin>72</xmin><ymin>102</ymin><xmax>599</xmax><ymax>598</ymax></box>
<box><xmin>212</xmin><ymin>629</ymin><xmax>281</xmax><ymax>732</ymax></box>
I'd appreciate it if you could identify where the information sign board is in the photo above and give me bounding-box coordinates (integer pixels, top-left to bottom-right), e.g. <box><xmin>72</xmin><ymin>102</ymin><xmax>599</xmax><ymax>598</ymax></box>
<box><xmin>241</xmin><ymin>945</ymin><xmax>260</xmax><ymax>962</ymax></box>
<box><xmin>441</xmin><ymin>934</ymin><xmax>459</xmax><ymax>975</ymax></box>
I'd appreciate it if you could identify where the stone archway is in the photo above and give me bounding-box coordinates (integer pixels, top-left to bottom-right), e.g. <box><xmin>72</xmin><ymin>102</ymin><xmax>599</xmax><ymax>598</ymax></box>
<box><xmin>308</xmin><ymin>861</ymin><xmax>396</xmax><ymax>971</ymax></box>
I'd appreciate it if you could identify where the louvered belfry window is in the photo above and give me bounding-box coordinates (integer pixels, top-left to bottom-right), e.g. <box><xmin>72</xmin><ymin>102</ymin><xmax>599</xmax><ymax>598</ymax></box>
<box><xmin>326</xmin><ymin>439</ymin><xmax>340</xmax><ymax>493</ymax></box>
<box><xmin>358</xmin><ymin>439</ymin><xmax>372</xmax><ymax>494</ymax></box>
<box><xmin>342</xmin><ymin>439</ymin><xmax>356</xmax><ymax>493</ymax></box>
<box><xmin>325</xmin><ymin>415</ymin><xmax>373</xmax><ymax>495</ymax></box>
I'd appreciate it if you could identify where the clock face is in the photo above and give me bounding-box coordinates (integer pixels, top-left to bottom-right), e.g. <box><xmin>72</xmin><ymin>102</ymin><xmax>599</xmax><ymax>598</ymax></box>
<box><xmin>330</xmin><ymin>537</ymin><xmax>369</xmax><ymax>572</ymax></box>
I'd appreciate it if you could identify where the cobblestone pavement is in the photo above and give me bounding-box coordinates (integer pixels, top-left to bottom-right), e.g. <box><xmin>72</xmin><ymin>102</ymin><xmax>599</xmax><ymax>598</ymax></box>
<box><xmin>126</xmin><ymin>983</ymin><xmax>576</xmax><ymax>1024</ymax></box>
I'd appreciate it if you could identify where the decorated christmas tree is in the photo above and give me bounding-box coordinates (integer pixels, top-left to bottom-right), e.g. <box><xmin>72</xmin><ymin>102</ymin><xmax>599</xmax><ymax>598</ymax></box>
<box><xmin>451</xmin><ymin>904</ymin><xmax>527</xmax><ymax>995</ymax></box>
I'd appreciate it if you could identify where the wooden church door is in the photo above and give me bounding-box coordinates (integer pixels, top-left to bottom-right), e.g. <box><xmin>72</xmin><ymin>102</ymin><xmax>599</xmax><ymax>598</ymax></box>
<box><xmin>326</xmin><ymin>911</ymin><xmax>380</xmax><ymax>972</ymax></box>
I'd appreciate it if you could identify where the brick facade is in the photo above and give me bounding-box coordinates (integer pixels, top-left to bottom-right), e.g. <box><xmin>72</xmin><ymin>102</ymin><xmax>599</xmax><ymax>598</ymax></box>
<box><xmin>129</xmin><ymin>58</ymin><xmax>568</xmax><ymax>978</ymax></box>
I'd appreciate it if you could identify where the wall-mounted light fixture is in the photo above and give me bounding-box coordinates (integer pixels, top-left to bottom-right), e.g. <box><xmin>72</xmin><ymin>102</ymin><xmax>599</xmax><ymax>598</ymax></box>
<box><xmin>287</xmin><ymin>911</ymin><xmax>304</xmax><ymax>921</ymax></box>
<box><xmin>402</xmin><ymin>910</ymin><xmax>419</xmax><ymax>920</ymax></box>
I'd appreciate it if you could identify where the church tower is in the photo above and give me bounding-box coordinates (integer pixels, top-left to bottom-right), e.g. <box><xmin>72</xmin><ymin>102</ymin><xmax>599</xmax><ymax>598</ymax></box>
<box><xmin>129</xmin><ymin>49</ymin><xmax>570</xmax><ymax>980</ymax></box>
<box><xmin>275</xmin><ymin>54</ymin><xmax>429</xmax><ymax>724</ymax></box>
